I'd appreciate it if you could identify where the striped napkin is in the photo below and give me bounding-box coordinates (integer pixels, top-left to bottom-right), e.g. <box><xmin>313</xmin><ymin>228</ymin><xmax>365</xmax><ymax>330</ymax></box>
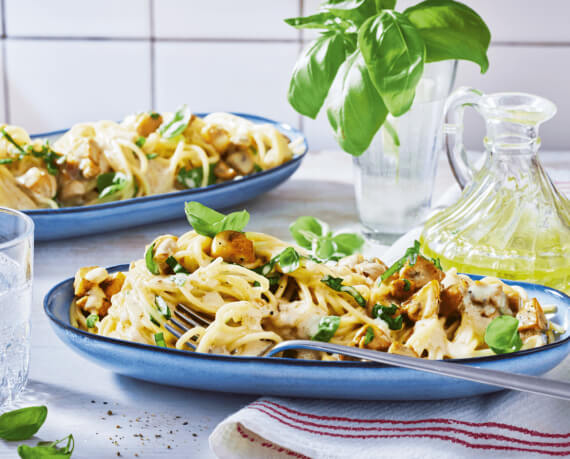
<box><xmin>210</xmin><ymin>354</ymin><xmax>570</xmax><ymax>458</ymax></box>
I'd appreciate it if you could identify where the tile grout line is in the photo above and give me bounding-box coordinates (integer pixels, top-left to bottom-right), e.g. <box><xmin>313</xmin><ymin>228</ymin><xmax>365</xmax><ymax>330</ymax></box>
<box><xmin>149</xmin><ymin>0</ymin><xmax>155</xmax><ymax>110</ymax></box>
<box><xmin>1</xmin><ymin>0</ymin><xmax>9</xmax><ymax>123</ymax></box>
<box><xmin>3</xmin><ymin>35</ymin><xmax>303</xmax><ymax>44</ymax></box>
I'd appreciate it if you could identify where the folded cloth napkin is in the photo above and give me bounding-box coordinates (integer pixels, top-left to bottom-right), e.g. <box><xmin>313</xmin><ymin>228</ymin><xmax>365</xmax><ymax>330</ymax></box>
<box><xmin>210</xmin><ymin>355</ymin><xmax>570</xmax><ymax>459</ymax></box>
<box><xmin>210</xmin><ymin>171</ymin><xmax>570</xmax><ymax>459</ymax></box>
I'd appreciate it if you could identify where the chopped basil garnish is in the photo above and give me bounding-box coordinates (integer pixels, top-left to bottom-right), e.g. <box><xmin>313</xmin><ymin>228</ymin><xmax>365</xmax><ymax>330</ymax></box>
<box><xmin>253</xmin><ymin>164</ymin><xmax>263</xmax><ymax>173</ymax></box>
<box><xmin>1</xmin><ymin>129</ymin><xmax>27</xmax><ymax>155</ymax></box>
<box><xmin>379</xmin><ymin>240</ymin><xmax>421</xmax><ymax>283</ymax></box>
<box><xmin>145</xmin><ymin>242</ymin><xmax>160</xmax><ymax>275</ymax></box>
<box><xmin>372</xmin><ymin>303</ymin><xmax>403</xmax><ymax>330</ymax></box>
<box><xmin>86</xmin><ymin>313</ymin><xmax>99</xmax><ymax>328</ymax></box>
<box><xmin>363</xmin><ymin>326</ymin><xmax>374</xmax><ymax>345</ymax></box>
<box><xmin>177</xmin><ymin>164</ymin><xmax>216</xmax><ymax>189</ymax></box>
<box><xmin>18</xmin><ymin>434</ymin><xmax>74</xmax><ymax>459</ymax></box>
<box><xmin>171</xmin><ymin>274</ymin><xmax>188</xmax><ymax>287</ymax></box>
<box><xmin>135</xmin><ymin>136</ymin><xmax>146</xmax><ymax>148</ymax></box>
<box><xmin>276</xmin><ymin>247</ymin><xmax>300</xmax><ymax>273</ymax></box>
<box><xmin>320</xmin><ymin>275</ymin><xmax>366</xmax><ymax>308</ymax></box>
<box><xmin>154</xmin><ymin>332</ymin><xmax>167</xmax><ymax>347</ymax></box>
<box><xmin>253</xmin><ymin>281</ymin><xmax>261</xmax><ymax>287</ymax></box>
<box><xmin>0</xmin><ymin>405</ymin><xmax>48</xmax><ymax>441</ymax></box>
<box><xmin>1</xmin><ymin>130</ymin><xmax>62</xmax><ymax>174</ymax></box>
<box><xmin>403</xmin><ymin>279</ymin><xmax>411</xmax><ymax>291</ymax></box>
<box><xmin>311</xmin><ymin>316</ymin><xmax>340</xmax><ymax>342</ymax></box>
<box><xmin>0</xmin><ymin>158</ymin><xmax>14</xmax><ymax>164</ymax></box>
<box><xmin>149</xmin><ymin>314</ymin><xmax>161</xmax><ymax>327</ymax></box>
<box><xmin>431</xmin><ymin>257</ymin><xmax>443</xmax><ymax>270</ymax></box>
<box><xmin>158</xmin><ymin>105</ymin><xmax>192</xmax><ymax>139</ymax></box>
<box><xmin>184</xmin><ymin>201</ymin><xmax>249</xmax><ymax>238</ymax></box>
<box><xmin>149</xmin><ymin>112</ymin><xmax>160</xmax><ymax>119</ymax></box>
<box><xmin>484</xmin><ymin>315</ymin><xmax>522</xmax><ymax>354</ymax></box>
<box><xmin>96</xmin><ymin>172</ymin><xmax>128</xmax><ymax>199</ymax></box>
<box><xmin>155</xmin><ymin>296</ymin><xmax>171</xmax><ymax>320</ymax></box>
<box><xmin>166</xmin><ymin>255</ymin><xmax>189</xmax><ymax>274</ymax></box>
<box><xmin>146</xmin><ymin>153</ymin><xmax>158</xmax><ymax>159</ymax></box>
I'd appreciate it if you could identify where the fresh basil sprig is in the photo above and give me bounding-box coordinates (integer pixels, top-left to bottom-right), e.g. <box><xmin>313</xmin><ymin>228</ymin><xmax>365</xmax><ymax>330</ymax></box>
<box><xmin>289</xmin><ymin>216</ymin><xmax>364</xmax><ymax>262</ymax></box>
<box><xmin>311</xmin><ymin>315</ymin><xmax>340</xmax><ymax>342</ymax></box>
<box><xmin>18</xmin><ymin>434</ymin><xmax>74</xmax><ymax>459</ymax></box>
<box><xmin>96</xmin><ymin>172</ymin><xmax>128</xmax><ymax>200</ymax></box>
<box><xmin>484</xmin><ymin>316</ymin><xmax>522</xmax><ymax>354</ymax></box>
<box><xmin>372</xmin><ymin>303</ymin><xmax>403</xmax><ymax>330</ymax></box>
<box><xmin>0</xmin><ymin>406</ymin><xmax>47</xmax><ymax>441</ymax></box>
<box><xmin>285</xmin><ymin>0</ymin><xmax>490</xmax><ymax>155</ymax></box>
<box><xmin>184</xmin><ymin>202</ymin><xmax>249</xmax><ymax>238</ymax></box>
<box><xmin>158</xmin><ymin>105</ymin><xmax>192</xmax><ymax>139</ymax></box>
<box><xmin>321</xmin><ymin>275</ymin><xmax>366</xmax><ymax>308</ymax></box>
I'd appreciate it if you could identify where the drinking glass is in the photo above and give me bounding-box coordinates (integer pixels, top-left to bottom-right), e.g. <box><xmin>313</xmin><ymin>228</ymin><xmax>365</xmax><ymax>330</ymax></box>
<box><xmin>353</xmin><ymin>60</ymin><xmax>457</xmax><ymax>244</ymax></box>
<box><xmin>0</xmin><ymin>207</ymin><xmax>33</xmax><ymax>406</ymax></box>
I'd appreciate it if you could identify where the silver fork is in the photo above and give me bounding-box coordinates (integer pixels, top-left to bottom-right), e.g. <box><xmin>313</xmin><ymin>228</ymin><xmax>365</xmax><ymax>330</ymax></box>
<box><xmin>167</xmin><ymin>304</ymin><xmax>570</xmax><ymax>400</ymax></box>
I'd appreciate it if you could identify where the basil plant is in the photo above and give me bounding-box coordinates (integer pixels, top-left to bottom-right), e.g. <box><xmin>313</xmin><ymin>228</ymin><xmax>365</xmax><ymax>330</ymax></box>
<box><xmin>285</xmin><ymin>0</ymin><xmax>491</xmax><ymax>156</ymax></box>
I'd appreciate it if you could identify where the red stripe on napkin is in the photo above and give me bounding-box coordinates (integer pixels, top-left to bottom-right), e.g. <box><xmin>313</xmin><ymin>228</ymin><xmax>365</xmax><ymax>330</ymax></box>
<box><xmin>236</xmin><ymin>423</ymin><xmax>310</xmax><ymax>459</ymax></box>
<box><xmin>246</xmin><ymin>401</ymin><xmax>570</xmax><ymax>457</ymax></box>
<box><xmin>256</xmin><ymin>400</ymin><xmax>570</xmax><ymax>439</ymax></box>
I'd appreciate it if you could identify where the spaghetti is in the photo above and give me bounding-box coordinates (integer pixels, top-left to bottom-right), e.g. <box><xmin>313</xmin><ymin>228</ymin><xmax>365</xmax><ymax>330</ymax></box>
<box><xmin>70</xmin><ymin>209</ymin><xmax>560</xmax><ymax>360</ymax></box>
<box><xmin>0</xmin><ymin>107</ymin><xmax>300</xmax><ymax>209</ymax></box>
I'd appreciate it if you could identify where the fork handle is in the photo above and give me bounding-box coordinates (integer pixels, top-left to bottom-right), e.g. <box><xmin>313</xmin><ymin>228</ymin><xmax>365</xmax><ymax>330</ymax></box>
<box><xmin>266</xmin><ymin>340</ymin><xmax>570</xmax><ymax>401</ymax></box>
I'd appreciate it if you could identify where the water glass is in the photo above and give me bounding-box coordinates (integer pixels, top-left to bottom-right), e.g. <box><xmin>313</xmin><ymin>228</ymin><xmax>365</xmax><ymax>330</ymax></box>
<box><xmin>353</xmin><ymin>60</ymin><xmax>457</xmax><ymax>244</ymax></box>
<box><xmin>0</xmin><ymin>208</ymin><xmax>33</xmax><ymax>406</ymax></box>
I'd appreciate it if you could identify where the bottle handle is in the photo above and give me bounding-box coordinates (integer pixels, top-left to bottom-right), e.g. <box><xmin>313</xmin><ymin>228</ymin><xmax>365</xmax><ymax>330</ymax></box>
<box><xmin>443</xmin><ymin>87</ymin><xmax>483</xmax><ymax>189</ymax></box>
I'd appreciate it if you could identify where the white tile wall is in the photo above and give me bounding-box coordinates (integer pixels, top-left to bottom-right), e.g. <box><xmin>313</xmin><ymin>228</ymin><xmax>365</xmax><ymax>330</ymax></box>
<box><xmin>0</xmin><ymin>0</ymin><xmax>569</xmax><ymax>150</ymax></box>
<box><xmin>153</xmin><ymin>0</ymin><xmax>299</xmax><ymax>40</ymax></box>
<box><xmin>155</xmin><ymin>42</ymin><xmax>300</xmax><ymax>127</ymax></box>
<box><xmin>5</xmin><ymin>0</ymin><xmax>151</xmax><ymax>38</ymax></box>
<box><xmin>6</xmin><ymin>40</ymin><xmax>151</xmax><ymax>132</ymax></box>
<box><xmin>0</xmin><ymin>44</ymin><xmax>5</xmax><ymax>123</ymax></box>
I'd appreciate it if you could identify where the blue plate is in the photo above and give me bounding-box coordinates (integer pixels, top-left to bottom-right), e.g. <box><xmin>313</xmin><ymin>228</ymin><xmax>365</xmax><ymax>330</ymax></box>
<box><xmin>26</xmin><ymin>113</ymin><xmax>308</xmax><ymax>241</ymax></box>
<box><xmin>44</xmin><ymin>270</ymin><xmax>570</xmax><ymax>400</ymax></box>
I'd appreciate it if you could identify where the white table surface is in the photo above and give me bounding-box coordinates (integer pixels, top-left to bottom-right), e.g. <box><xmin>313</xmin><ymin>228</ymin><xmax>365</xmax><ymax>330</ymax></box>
<box><xmin>1</xmin><ymin>150</ymin><xmax>568</xmax><ymax>458</ymax></box>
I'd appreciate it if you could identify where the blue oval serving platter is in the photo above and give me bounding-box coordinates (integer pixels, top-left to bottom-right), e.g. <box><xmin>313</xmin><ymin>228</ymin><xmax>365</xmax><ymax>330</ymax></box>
<box><xmin>27</xmin><ymin>113</ymin><xmax>308</xmax><ymax>241</ymax></box>
<box><xmin>44</xmin><ymin>270</ymin><xmax>570</xmax><ymax>400</ymax></box>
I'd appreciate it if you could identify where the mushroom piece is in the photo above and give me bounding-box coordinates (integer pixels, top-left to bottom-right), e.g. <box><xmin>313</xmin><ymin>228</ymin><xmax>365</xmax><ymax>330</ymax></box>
<box><xmin>211</xmin><ymin>230</ymin><xmax>255</xmax><ymax>265</ymax></box>
<box><xmin>16</xmin><ymin>167</ymin><xmax>57</xmax><ymax>199</ymax></box>
<box><xmin>136</xmin><ymin>113</ymin><xmax>163</xmax><ymax>137</ymax></box>
<box><xmin>352</xmin><ymin>325</ymin><xmax>391</xmax><ymax>351</ymax></box>
<box><xmin>73</xmin><ymin>266</ymin><xmax>126</xmax><ymax>318</ymax></box>
<box><xmin>202</xmin><ymin>126</ymin><xmax>231</xmax><ymax>153</ymax></box>
<box><xmin>59</xmin><ymin>179</ymin><xmax>88</xmax><ymax>202</ymax></box>
<box><xmin>213</xmin><ymin>161</ymin><xmax>237</xmax><ymax>180</ymax></box>
<box><xmin>225</xmin><ymin>150</ymin><xmax>254</xmax><ymax>175</ymax></box>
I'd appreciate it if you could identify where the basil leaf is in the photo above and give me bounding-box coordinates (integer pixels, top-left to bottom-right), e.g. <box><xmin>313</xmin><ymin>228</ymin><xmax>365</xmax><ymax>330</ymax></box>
<box><xmin>403</xmin><ymin>279</ymin><xmax>411</xmax><ymax>291</ymax></box>
<box><xmin>321</xmin><ymin>275</ymin><xmax>366</xmax><ymax>307</ymax></box>
<box><xmin>155</xmin><ymin>296</ymin><xmax>171</xmax><ymax>319</ymax></box>
<box><xmin>379</xmin><ymin>240</ymin><xmax>421</xmax><ymax>283</ymax></box>
<box><xmin>86</xmin><ymin>313</ymin><xmax>99</xmax><ymax>328</ymax></box>
<box><xmin>485</xmin><ymin>316</ymin><xmax>522</xmax><ymax>354</ymax></box>
<box><xmin>17</xmin><ymin>434</ymin><xmax>74</xmax><ymax>459</ymax></box>
<box><xmin>0</xmin><ymin>406</ymin><xmax>47</xmax><ymax>441</ymax></box>
<box><xmin>96</xmin><ymin>172</ymin><xmax>128</xmax><ymax>199</ymax></box>
<box><xmin>363</xmin><ymin>326</ymin><xmax>374</xmax><ymax>344</ymax></box>
<box><xmin>149</xmin><ymin>314</ymin><xmax>161</xmax><ymax>327</ymax></box>
<box><xmin>326</xmin><ymin>50</ymin><xmax>388</xmax><ymax>156</ymax></box>
<box><xmin>184</xmin><ymin>201</ymin><xmax>249</xmax><ymax>238</ymax></box>
<box><xmin>177</xmin><ymin>165</ymin><xmax>215</xmax><ymax>189</ymax></box>
<box><xmin>154</xmin><ymin>332</ymin><xmax>167</xmax><ymax>348</ymax></box>
<box><xmin>315</xmin><ymin>238</ymin><xmax>335</xmax><ymax>260</ymax></box>
<box><xmin>135</xmin><ymin>136</ymin><xmax>146</xmax><ymax>148</ymax></box>
<box><xmin>145</xmin><ymin>242</ymin><xmax>159</xmax><ymax>275</ymax></box>
<box><xmin>158</xmin><ymin>105</ymin><xmax>192</xmax><ymax>139</ymax></box>
<box><xmin>404</xmin><ymin>0</ymin><xmax>490</xmax><ymax>73</ymax></box>
<box><xmin>289</xmin><ymin>216</ymin><xmax>326</xmax><ymax>250</ymax></box>
<box><xmin>288</xmin><ymin>33</ymin><xmax>347</xmax><ymax>119</ymax></box>
<box><xmin>372</xmin><ymin>303</ymin><xmax>403</xmax><ymax>330</ymax></box>
<box><xmin>277</xmin><ymin>247</ymin><xmax>300</xmax><ymax>273</ymax></box>
<box><xmin>358</xmin><ymin>11</ymin><xmax>425</xmax><ymax>116</ymax></box>
<box><xmin>146</xmin><ymin>153</ymin><xmax>158</xmax><ymax>159</ymax></box>
<box><xmin>375</xmin><ymin>0</ymin><xmax>396</xmax><ymax>9</ymax></box>
<box><xmin>284</xmin><ymin>12</ymin><xmax>338</xmax><ymax>30</ymax></box>
<box><xmin>324</xmin><ymin>0</ymin><xmax>377</xmax><ymax>26</ymax></box>
<box><xmin>311</xmin><ymin>315</ymin><xmax>340</xmax><ymax>342</ymax></box>
<box><xmin>332</xmin><ymin>232</ymin><xmax>364</xmax><ymax>256</ymax></box>
<box><xmin>0</xmin><ymin>158</ymin><xmax>14</xmax><ymax>164</ymax></box>
<box><xmin>166</xmin><ymin>256</ymin><xmax>189</xmax><ymax>274</ymax></box>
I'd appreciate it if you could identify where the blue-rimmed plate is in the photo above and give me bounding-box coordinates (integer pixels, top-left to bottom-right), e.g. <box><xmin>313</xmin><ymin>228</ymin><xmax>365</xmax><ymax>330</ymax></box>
<box><xmin>44</xmin><ymin>270</ymin><xmax>570</xmax><ymax>400</ymax></box>
<box><xmin>27</xmin><ymin>113</ymin><xmax>308</xmax><ymax>240</ymax></box>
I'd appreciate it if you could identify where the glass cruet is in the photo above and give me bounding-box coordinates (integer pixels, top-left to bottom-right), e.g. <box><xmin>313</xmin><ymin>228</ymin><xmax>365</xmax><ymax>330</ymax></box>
<box><xmin>421</xmin><ymin>88</ymin><xmax>570</xmax><ymax>294</ymax></box>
